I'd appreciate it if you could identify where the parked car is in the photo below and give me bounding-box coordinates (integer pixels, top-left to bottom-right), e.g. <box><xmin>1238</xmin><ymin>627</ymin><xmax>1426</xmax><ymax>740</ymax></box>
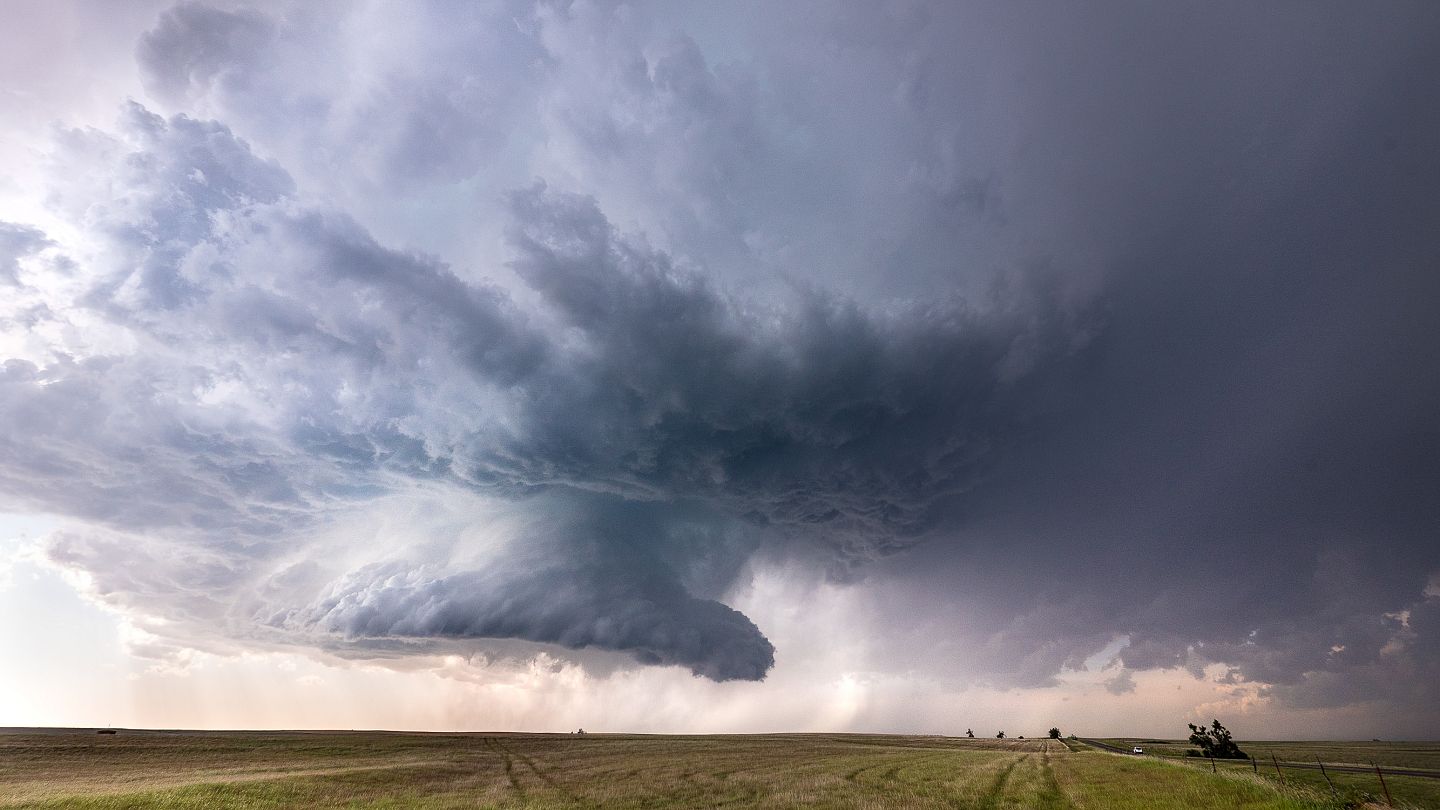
<box><xmin>1132</xmin><ymin>746</ymin><xmax>1144</xmax><ymax>754</ymax></box>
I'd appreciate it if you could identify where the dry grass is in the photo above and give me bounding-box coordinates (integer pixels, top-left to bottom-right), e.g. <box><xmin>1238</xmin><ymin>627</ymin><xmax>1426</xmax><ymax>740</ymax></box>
<box><xmin>1097</xmin><ymin>738</ymin><xmax>1440</xmax><ymax>772</ymax></box>
<box><xmin>0</xmin><ymin>731</ymin><xmax>1365</xmax><ymax>808</ymax></box>
<box><xmin>1097</xmin><ymin>737</ymin><xmax>1440</xmax><ymax>808</ymax></box>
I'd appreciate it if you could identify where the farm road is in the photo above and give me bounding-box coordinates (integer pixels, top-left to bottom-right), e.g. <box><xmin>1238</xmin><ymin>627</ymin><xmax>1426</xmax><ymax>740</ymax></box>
<box><xmin>1075</xmin><ymin>737</ymin><xmax>1440</xmax><ymax>780</ymax></box>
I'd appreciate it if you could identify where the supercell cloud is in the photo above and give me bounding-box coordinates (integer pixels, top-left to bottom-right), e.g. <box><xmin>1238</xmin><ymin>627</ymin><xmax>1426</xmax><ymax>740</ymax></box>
<box><xmin>1</xmin><ymin>0</ymin><xmax>1438</xmax><ymax>730</ymax></box>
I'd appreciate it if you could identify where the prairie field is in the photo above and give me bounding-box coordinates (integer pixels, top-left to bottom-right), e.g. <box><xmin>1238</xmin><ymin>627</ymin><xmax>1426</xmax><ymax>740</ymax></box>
<box><xmin>5</xmin><ymin>730</ymin><xmax>1430</xmax><ymax>809</ymax></box>
<box><xmin>1096</xmin><ymin>737</ymin><xmax>1440</xmax><ymax>809</ymax></box>
<box><xmin>1096</xmin><ymin>738</ymin><xmax>1440</xmax><ymax>772</ymax></box>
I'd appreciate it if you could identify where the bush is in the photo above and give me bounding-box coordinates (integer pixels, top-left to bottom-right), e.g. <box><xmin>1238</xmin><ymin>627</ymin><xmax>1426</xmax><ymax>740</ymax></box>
<box><xmin>1186</xmin><ymin>720</ymin><xmax>1248</xmax><ymax>760</ymax></box>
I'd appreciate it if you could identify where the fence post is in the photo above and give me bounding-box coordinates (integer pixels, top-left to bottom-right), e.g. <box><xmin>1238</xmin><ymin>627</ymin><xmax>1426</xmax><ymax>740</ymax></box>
<box><xmin>1316</xmin><ymin>757</ymin><xmax>1335</xmax><ymax>796</ymax></box>
<box><xmin>1251</xmin><ymin>756</ymin><xmax>1258</xmax><ymax>775</ymax></box>
<box><xmin>1373</xmin><ymin>761</ymin><xmax>1393</xmax><ymax>806</ymax></box>
<box><xmin>1271</xmin><ymin>753</ymin><xmax>1284</xmax><ymax>784</ymax></box>
<box><xmin>1208</xmin><ymin>754</ymin><xmax>1216</xmax><ymax>773</ymax></box>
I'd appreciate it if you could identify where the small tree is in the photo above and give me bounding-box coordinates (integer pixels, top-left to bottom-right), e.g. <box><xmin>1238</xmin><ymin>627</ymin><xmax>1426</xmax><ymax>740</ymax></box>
<box><xmin>1186</xmin><ymin>719</ymin><xmax>1248</xmax><ymax>760</ymax></box>
<box><xmin>1048</xmin><ymin>727</ymin><xmax>1061</xmax><ymax>739</ymax></box>
<box><xmin>996</xmin><ymin>731</ymin><xmax>1005</xmax><ymax>739</ymax></box>
<box><xmin>965</xmin><ymin>729</ymin><xmax>975</xmax><ymax>738</ymax></box>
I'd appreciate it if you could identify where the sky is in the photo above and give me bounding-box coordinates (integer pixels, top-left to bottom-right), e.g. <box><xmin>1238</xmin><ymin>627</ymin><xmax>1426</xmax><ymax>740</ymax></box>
<box><xmin>1</xmin><ymin>0</ymin><xmax>1438</xmax><ymax>740</ymax></box>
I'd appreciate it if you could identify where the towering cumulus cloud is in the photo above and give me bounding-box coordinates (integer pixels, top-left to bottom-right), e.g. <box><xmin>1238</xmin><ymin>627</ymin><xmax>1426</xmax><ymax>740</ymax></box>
<box><xmin>1</xmin><ymin>0</ymin><xmax>1438</xmax><ymax>730</ymax></box>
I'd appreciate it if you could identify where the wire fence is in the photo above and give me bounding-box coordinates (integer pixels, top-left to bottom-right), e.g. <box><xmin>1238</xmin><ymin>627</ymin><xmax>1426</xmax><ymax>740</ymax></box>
<box><xmin>1075</xmin><ymin>737</ymin><xmax>1437</xmax><ymax>806</ymax></box>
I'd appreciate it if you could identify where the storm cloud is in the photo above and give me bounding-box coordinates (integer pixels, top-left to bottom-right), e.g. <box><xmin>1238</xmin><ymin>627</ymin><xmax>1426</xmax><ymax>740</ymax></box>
<box><xmin>0</xmin><ymin>99</ymin><xmax>1083</xmax><ymax>681</ymax></box>
<box><xmin>1</xmin><ymin>0</ymin><xmax>1438</xmax><ymax>728</ymax></box>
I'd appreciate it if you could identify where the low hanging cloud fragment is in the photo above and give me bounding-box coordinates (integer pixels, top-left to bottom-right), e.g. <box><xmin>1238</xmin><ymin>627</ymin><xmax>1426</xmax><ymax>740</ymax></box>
<box><xmin>307</xmin><ymin>564</ymin><xmax>774</xmax><ymax>682</ymax></box>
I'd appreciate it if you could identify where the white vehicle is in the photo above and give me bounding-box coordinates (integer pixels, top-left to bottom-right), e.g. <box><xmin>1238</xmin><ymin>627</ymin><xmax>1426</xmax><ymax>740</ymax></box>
<box><xmin>1132</xmin><ymin>747</ymin><xmax>1144</xmax><ymax>754</ymax></box>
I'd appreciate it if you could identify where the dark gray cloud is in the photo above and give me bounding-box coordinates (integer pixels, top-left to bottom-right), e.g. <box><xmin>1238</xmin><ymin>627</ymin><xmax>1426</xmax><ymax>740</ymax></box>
<box><xmin>498</xmin><ymin>183</ymin><xmax>1088</xmax><ymax>553</ymax></box>
<box><xmin>2</xmin><ymin>100</ymin><xmax>1084</xmax><ymax>681</ymax></box>
<box><xmin>745</xmin><ymin>1</ymin><xmax>1440</xmax><ymax>725</ymax></box>
<box><xmin>3</xmin><ymin>0</ymin><xmax>1439</xmax><ymax>726</ymax></box>
<box><xmin>136</xmin><ymin>2</ymin><xmax>274</xmax><ymax>106</ymax></box>
<box><xmin>292</xmin><ymin>500</ymin><xmax>775</xmax><ymax>682</ymax></box>
<box><xmin>1104</xmin><ymin>670</ymin><xmax>1136</xmax><ymax>697</ymax></box>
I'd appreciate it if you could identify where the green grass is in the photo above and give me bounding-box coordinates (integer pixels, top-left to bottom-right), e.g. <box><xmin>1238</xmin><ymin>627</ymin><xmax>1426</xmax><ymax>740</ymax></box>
<box><xmin>1097</xmin><ymin>738</ymin><xmax>1440</xmax><ymax>771</ymax></box>
<box><xmin>1097</xmin><ymin>737</ymin><xmax>1440</xmax><ymax>808</ymax></box>
<box><xmin>0</xmin><ymin>730</ymin><xmax>1405</xmax><ymax>808</ymax></box>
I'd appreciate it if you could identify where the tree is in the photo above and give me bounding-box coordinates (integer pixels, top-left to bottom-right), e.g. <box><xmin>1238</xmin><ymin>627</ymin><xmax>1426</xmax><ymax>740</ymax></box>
<box><xmin>1048</xmin><ymin>728</ymin><xmax>1061</xmax><ymax>739</ymax></box>
<box><xmin>965</xmin><ymin>729</ymin><xmax>975</xmax><ymax>738</ymax></box>
<box><xmin>1186</xmin><ymin>719</ymin><xmax>1248</xmax><ymax>760</ymax></box>
<box><xmin>996</xmin><ymin>731</ymin><xmax>1005</xmax><ymax>739</ymax></box>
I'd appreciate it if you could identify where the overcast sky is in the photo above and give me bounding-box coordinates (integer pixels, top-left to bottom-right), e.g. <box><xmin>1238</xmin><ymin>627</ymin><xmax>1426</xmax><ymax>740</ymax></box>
<box><xmin>2</xmin><ymin>0</ymin><xmax>1439</xmax><ymax>739</ymax></box>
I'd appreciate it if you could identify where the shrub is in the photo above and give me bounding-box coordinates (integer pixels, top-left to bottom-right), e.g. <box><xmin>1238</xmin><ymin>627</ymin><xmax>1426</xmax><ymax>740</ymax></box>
<box><xmin>1186</xmin><ymin>720</ymin><xmax>1248</xmax><ymax>760</ymax></box>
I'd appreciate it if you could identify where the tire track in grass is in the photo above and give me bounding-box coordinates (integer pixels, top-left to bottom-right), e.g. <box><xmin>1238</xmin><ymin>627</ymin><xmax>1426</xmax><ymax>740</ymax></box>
<box><xmin>1038</xmin><ymin>747</ymin><xmax>1075</xmax><ymax>809</ymax></box>
<box><xmin>977</xmin><ymin>754</ymin><xmax>1027</xmax><ymax>810</ymax></box>
<box><xmin>707</xmin><ymin>753</ymin><xmax>779</xmax><ymax>806</ymax></box>
<box><xmin>482</xmin><ymin>738</ymin><xmax>523</xmax><ymax>796</ymax></box>
<box><xmin>493</xmin><ymin>738</ymin><xmax>592</xmax><ymax>807</ymax></box>
<box><xmin>3</xmin><ymin>757</ymin><xmax>452</xmax><ymax>804</ymax></box>
<box><xmin>844</xmin><ymin>754</ymin><xmax>913</xmax><ymax>803</ymax></box>
<box><xmin>846</xmin><ymin>750</ymin><xmax>939</xmax><ymax>784</ymax></box>
<box><xmin>844</xmin><ymin>757</ymin><xmax>892</xmax><ymax>784</ymax></box>
<box><xmin>676</xmin><ymin>765</ymin><xmax>731</xmax><ymax>798</ymax></box>
<box><xmin>844</xmin><ymin>751</ymin><xmax>919</xmax><ymax>804</ymax></box>
<box><xmin>700</xmin><ymin>768</ymin><xmax>765</xmax><ymax>809</ymax></box>
<box><xmin>889</xmin><ymin>750</ymin><xmax>967</xmax><ymax>807</ymax></box>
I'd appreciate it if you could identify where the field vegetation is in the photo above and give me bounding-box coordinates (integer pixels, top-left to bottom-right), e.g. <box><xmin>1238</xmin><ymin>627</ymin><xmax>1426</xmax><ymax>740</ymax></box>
<box><xmin>1098</xmin><ymin>737</ymin><xmax>1440</xmax><ymax>808</ymax></box>
<box><xmin>1</xmin><ymin>730</ymin><xmax>1429</xmax><ymax>809</ymax></box>
<box><xmin>1097</xmin><ymin>739</ymin><xmax>1440</xmax><ymax>772</ymax></box>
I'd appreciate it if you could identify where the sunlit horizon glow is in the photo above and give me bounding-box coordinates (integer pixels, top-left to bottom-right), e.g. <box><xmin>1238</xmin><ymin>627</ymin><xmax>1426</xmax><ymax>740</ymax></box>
<box><xmin>2</xmin><ymin>1</ymin><xmax>1439</xmax><ymax>740</ymax></box>
<box><xmin>3</xmin><ymin>512</ymin><xmax>1401</xmax><ymax>739</ymax></box>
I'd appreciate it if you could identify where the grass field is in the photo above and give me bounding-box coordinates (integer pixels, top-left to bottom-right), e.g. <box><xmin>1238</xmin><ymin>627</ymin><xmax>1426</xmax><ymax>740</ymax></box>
<box><xmin>4</xmin><ymin>729</ymin><xmax>1423</xmax><ymax>809</ymax></box>
<box><xmin>1096</xmin><ymin>738</ymin><xmax>1440</xmax><ymax>772</ymax></box>
<box><xmin>1096</xmin><ymin>738</ymin><xmax>1440</xmax><ymax>809</ymax></box>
